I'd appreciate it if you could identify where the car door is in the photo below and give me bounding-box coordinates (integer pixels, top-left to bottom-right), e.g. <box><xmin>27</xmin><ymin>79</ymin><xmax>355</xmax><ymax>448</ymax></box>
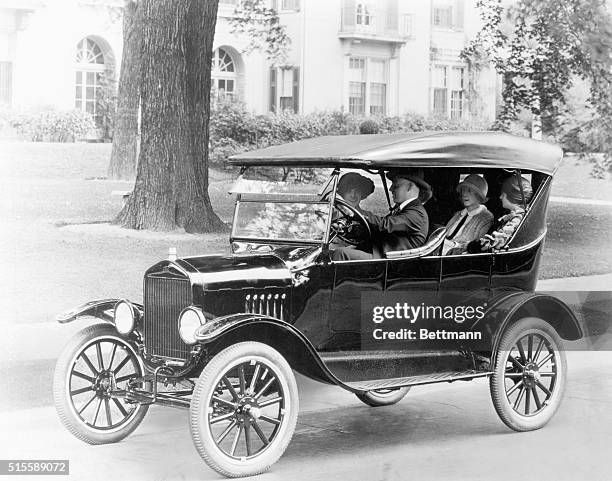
<box><xmin>326</xmin><ymin>258</ymin><xmax>387</xmax><ymax>351</ymax></box>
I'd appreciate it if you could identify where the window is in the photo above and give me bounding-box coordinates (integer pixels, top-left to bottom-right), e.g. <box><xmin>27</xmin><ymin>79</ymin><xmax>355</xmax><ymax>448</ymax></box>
<box><xmin>75</xmin><ymin>38</ymin><xmax>106</xmax><ymax>126</ymax></box>
<box><xmin>433</xmin><ymin>5</ymin><xmax>452</xmax><ymax>28</ymax></box>
<box><xmin>281</xmin><ymin>0</ymin><xmax>300</xmax><ymax>10</ymax></box>
<box><xmin>272</xmin><ymin>0</ymin><xmax>300</xmax><ymax>11</ymax></box>
<box><xmin>269</xmin><ymin>66</ymin><xmax>299</xmax><ymax>113</ymax></box>
<box><xmin>450</xmin><ymin>67</ymin><xmax>465</xmax><ymax>119</ymax></box>
<box><xmin>432</xmin><ymin>0</ymin><xmax>464</xmax><ymax>30</ymax></box>
<box><xmin>348</xmin><ymin>57</ymin><xmax>387</xmax><ymax>115</ymax></box>
<box><xmin>356</xmin><ymin>3</ymin><xmax>372</xmax><ymax>26</ymax></box>
<box><xmin>369</xmin><ymin>59</ymin><xmax>386</xmax><ymax>115</ymax></box>
<box><xmin>431</xmin><ymin>65</ymin><xmax>466</xmax><ymax>118</ymax></box>
<box><xmin>0</xmin><ymin>62</ymin><xmax>12</xmax><ymax>106</ymax></box>
<box><xmin>432</xmin><ymin>65</ymin><xmax>447</xmax><ymax>116</ymax></box>
<box><xmin>349</xmin><ymin>58</ymin><xmax>366</xmax><ymax>115</ymax></box>
<box><xmin>212</xmin><ymin>48</ymin><xmax>237</xmax><ymax>101</ymax></box>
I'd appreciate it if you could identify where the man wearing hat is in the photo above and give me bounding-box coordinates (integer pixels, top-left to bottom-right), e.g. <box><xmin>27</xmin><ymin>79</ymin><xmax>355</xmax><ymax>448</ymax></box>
<box><xmin>331</xmin><ymin>168</ymin><xmax>431</xmax><ymax>260</ymax></box>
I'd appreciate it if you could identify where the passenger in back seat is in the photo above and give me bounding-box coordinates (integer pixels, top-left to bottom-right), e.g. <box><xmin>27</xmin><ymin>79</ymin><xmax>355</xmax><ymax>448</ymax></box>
<box><xmin>467</xmin><ymin>175</ymin><xmax>533</xmax><ymax>252</ymax></box>
<box><xmin>443</xmin><ymin>174</ymin><xmax>493</xmax><ymax>255</ymax></box>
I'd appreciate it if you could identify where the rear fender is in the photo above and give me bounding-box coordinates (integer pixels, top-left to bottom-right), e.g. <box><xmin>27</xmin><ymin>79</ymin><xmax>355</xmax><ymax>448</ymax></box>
<box><xmin>195</xmin><ymin>314</ymin><xmax>346</xmax><ymax>388</ymax></box>
<box><xmin>55</xmin><ymin>299</ymin><xmax>142</xmax><ymax>324</ymax></box>
<box><xmin>474</xmin><ymin>292</ymin><xmax>582</xmax><ymax>365</ymax></box>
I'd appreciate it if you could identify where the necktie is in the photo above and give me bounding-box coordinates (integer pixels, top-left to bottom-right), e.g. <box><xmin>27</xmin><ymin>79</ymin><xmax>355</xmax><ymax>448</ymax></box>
<box><xmin>386</xmin><ymin>204</ymin><xmax>400</xmax><ymax>218</ymax></box>
<box><xmin>447</xmin><ymin>214</ymin><xmax>468</xmax><ymax>240</ymax></box>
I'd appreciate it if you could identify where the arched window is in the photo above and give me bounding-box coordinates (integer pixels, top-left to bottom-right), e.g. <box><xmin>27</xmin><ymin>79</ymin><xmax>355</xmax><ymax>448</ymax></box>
<box><xmin>212</xmin><ymin>48</ymin><xmax>237</xmax><ymax>100</ymax></box>
<box><xmin>75</xmin><ymin>38</ymin><xmax>106</xmax><ymax>125</ymax></box>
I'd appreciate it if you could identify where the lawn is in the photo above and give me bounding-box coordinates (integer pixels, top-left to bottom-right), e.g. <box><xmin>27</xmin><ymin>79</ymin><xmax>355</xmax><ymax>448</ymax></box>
<box><xmin>0</xmin><ymin>140</ymin><xmax>611</xmax><ymax>325</ymax></box>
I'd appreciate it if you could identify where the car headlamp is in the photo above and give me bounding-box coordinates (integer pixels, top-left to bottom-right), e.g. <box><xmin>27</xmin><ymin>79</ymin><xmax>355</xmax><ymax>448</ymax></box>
<box><xmin>114</xmin><ymin>300</ymin><xmax>137</xmax><ymax>335</ymax></box>
<box><xmin>178</xmin><ymin>306</ymin><xmax>206</xmax><ymax>345</ymax></box>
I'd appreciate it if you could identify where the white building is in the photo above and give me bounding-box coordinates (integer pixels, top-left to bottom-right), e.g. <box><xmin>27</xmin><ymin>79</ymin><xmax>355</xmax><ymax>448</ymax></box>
<box><xmin>0</xmin><ymin>0</ymin><xmax>498</xmax><ymax>130</ymax></box>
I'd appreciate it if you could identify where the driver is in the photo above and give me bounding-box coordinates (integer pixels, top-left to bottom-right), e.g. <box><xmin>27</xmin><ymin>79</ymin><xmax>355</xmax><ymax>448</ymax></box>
<box><xmin>331</xmin><ymin>168</ymin><xmax>431</xmax><ymax>260</ymax></box>
<box><xmin>336</xmin><ymin>172</ymin><xmax>375</xmax><ymax>209</ymax></box>
<box><xmin>332</xmin><ymin>172</ymin><xmax>375</xmax><ymax>249</ymax></box>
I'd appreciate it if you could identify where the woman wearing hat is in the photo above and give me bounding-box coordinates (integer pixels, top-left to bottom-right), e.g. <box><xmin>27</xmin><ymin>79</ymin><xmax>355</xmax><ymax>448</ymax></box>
<box><xmin>443</xmin><ymin>174</ymin><xmax>494</xmax><ymax>255</ymax></box>
<box><xmin>467</xmin><ymin>175</ymin><xmax>533</xmax><ymax>253</ymax></box>
<box><xmin>336</xmin><ymin>172</ymin><xmax>375</xmax><ymax>209</ymax></box>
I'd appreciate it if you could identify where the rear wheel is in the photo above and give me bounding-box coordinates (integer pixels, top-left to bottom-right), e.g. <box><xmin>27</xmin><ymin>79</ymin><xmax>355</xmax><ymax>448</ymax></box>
<box><xmin>53</xmin><ymin>324</ymin><xmax>148</xmax><ymax>444</ymax></box>
<box><xmin>355</xmin><ymin>387</ymin><xmax>411</xmax><ymax>407</ymax></box>
<box><xmin>490</xmin><ymin>317</ymin><xmax>566</xmax><ymax>432</ymax></box>
<box><xmin>190</xmin><ymin>342</ymin><xmax>298</xmax><ymax>478</ymax></box>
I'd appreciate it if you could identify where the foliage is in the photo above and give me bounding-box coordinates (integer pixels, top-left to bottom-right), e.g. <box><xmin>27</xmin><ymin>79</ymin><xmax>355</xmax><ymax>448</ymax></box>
<box><xmin>96</xmin><ymin>67</ymin><xmax>117</xmax><ymax>141</ymax></box>
<box><xmin>229</xmin><ymin>0</ymin><xmax>291</xmax><ymax>65</ymax></box>
<box><xmin>209</xmin><ymin>97</ymin><xmax>492</xmax><ymax>169</ymax></box>
<box><xmin>359</xmin><ymin>119</ymin><xmax>380</xmax><ymax>134</ymax></box>
<box><xmin>11</xmin><ymin>109</ymin><xmax>96</xmax><ymax>142</ymax></box>
<box><xmin>464</xmin><ymin>0</ymin><xmax>612</xmax><ymax>175</ymax></box>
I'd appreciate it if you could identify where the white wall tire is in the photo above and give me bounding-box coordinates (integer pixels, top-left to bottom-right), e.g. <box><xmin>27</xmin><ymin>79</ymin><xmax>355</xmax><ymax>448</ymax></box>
<box><xmin>490</xmin><ymin>317</ymin><xmax>567</xmax><ymax>432</ymax></box>
<box><xmin>53</xmin><ymin>324</ymin><xmax>148</xmax><ymax>444</ymax></box>
<box><xmin>189</xmin><ymin>342</ymin><xmax>299</xmax><ymax>478</ymax></box>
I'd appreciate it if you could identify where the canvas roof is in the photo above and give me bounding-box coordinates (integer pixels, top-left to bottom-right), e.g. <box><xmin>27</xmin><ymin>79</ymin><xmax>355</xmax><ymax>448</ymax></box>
<box><xmin>229</xmin><ymin>131</ymin><xmax>563</xmax><ymax>175</ymax></box>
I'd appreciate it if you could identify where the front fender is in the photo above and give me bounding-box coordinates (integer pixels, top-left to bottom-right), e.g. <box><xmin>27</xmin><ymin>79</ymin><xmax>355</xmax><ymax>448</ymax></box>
<box><xmin>473</xmin><ymin>292</ymin><xmax>582</xmax><ymax>364</ymax></box>
<box><xmin>194</xmin><ymin>314</ymin><xmax>350</xmax><ymax>389</ymax></box>
<box><xmin>55</xmin><ymin>299</ymin><xmax>143</xmax><ymax>324</ymax></box>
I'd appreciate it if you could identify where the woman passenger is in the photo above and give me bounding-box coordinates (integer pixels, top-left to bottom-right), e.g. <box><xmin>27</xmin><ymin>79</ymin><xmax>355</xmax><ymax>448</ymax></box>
<box><xmin>443</xmin><ymin>174</ymin><xmax>494</xmax><ymax>255</ymax></box>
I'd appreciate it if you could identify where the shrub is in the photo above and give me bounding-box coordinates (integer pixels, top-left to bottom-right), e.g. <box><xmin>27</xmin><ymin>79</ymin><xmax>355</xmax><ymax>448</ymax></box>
<box><xmin>359</xmin><ymin>118</ymin><xmax>380</xmax><ymax>134</ymax></box>
<box><xmin>209</xmin><ymin>99</ymin><xmax>493</xmax><ymax>169</ymax></box>
<box><xmin>13</xmin><ymin>109</ymin><xmax>96</xmax><ymax>142</ymax></box>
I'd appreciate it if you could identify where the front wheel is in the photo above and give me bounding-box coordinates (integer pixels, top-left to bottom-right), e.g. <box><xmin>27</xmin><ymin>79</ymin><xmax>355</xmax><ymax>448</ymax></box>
<box><xmin>355</xmin><ymin>387</ymin><xmax>411</xmax><ymax>407</ymax></box>
<box><xmin>490</xmin><ymin>317</ymin><xmax>567</xmax><ymax>432</ymax></box>
<box><xmin>190</xmin><ymin>342</ymin><xmax>299</xmax><ymax>478</ymax></box>
<box><xmin>53</xmin><ymin>324</ymin><xmax>149</xmax><ymax>444</ymax></box>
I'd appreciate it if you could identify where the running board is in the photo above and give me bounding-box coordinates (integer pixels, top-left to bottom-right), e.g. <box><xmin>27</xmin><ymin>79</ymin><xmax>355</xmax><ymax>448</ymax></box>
<box><xmin>345</xmin><ymin>370</ymin><xmax>492</xmax><ymax>392</ymax></box>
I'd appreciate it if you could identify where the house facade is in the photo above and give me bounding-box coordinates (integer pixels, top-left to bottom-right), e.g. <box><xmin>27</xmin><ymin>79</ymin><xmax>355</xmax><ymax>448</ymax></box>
<box><xmin>0</xmin><ymin>0</ymin><xmax>498</xmax><ymax>128</ymax></box>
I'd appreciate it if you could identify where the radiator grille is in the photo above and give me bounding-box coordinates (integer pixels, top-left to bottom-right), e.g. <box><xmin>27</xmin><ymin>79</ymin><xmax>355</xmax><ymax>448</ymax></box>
<box><xmin>144</xmin><ymin>276</ymin><xmax>192</xmax><ymax>359</ymax></box>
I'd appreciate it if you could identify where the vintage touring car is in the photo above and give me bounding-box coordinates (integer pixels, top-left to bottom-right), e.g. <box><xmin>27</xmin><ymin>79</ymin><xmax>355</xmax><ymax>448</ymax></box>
<box><xmin>54</xmin><ymin>132</ymin><xmax>582</xmax><ymax>478</ymax></box>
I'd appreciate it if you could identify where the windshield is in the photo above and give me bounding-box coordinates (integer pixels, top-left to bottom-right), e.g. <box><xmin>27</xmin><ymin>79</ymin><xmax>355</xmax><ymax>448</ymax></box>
<box><xmin>233</xmin><ymin>200</ymin><xmax>331</xmax><ymax>243</ymax></box>
<box><xmin>230</xmin><ymin>166</ymin><xmax>333</xmax><ymax>195</ymax></box>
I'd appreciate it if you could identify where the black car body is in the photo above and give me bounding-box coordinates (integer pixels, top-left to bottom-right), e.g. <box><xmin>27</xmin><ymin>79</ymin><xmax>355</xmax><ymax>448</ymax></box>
<box><xmin>54</xmin><ymin>132</ymin><xmax>582</xmax><ymax>478</ymax></box>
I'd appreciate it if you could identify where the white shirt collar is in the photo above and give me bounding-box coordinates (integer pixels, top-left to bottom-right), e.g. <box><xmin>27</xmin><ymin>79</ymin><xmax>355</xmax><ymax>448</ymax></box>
<box><xmin>462</xmin><ymin>204</ymin><xmax>486</xmax><ymax>217</ymax></box>
<box><xmin>397</xmin><ymin>195</ymin><xmax>418</xmax><ymax>211</ymax></box>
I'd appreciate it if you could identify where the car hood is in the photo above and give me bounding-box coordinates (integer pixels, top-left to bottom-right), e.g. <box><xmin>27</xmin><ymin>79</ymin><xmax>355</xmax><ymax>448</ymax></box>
<box><xmin>170</xmin><ymin>254</ymin><xmax>293</xmax><ymax>290</ymax></box>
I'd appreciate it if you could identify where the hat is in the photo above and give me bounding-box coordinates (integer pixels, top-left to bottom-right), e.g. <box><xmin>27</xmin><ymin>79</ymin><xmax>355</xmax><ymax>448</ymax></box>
<box><xmin>386</xmin><ymin>168</ymin><xmax>433</xmax><ymax>202</ymax></box>
<box><xmin>337</xmin><ymin>172</ymin><xmax>375</xmax><ymax>198</ymax></box>
<box><xmin>501</xmin><ymin>175</ymin><xmax>533</xmax><ymax>205</ymax></box>
<box><xmin>456</xmin><ymin>174</ymin><xmax>488</xmax><ymax>203</ymax></box>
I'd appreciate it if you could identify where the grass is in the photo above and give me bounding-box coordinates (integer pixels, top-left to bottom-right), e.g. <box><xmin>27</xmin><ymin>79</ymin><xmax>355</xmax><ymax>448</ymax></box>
<box><xmin>0</xmin><ymin>140</ymin><xmax>611</xmax><ymax>326</ymax></box>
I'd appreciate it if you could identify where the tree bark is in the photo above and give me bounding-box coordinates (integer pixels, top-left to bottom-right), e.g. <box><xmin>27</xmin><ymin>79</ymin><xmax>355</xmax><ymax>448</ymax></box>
<box><xmin>108</xmin><ymin>0</ymin><xmax>141</xmax><ymax>180</ymax></box>
<box><xmin>114</xmin><ymin>0</ymin><xmax>226</xmax><ymax>233</ymax></box>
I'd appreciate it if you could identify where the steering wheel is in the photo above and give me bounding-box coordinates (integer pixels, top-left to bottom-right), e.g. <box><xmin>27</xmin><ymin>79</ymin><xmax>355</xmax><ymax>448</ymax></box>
<box><xmin>329</xmin><ymin>197</ymin><xmax>373</xmax><ymax>247</ymax></box>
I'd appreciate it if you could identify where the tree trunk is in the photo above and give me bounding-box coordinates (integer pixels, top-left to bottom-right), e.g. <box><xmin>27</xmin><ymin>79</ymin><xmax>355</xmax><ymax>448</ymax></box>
<box><xmin>114</xmin><ymin>0</ymin><xmax>226</xmax><ymax>233</ymax></box>
<box><xmin>108</xmin><ymin>0</ymin><xmax>142</xmax><ymax>180</ymax></box>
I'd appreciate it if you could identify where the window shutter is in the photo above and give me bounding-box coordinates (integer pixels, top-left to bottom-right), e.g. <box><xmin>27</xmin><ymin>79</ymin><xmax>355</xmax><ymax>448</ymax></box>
<box><xmin>292</xmin><ymin>67</ymin><xmax>300</xmax><ymax>113</ymax></box>
<box><xmin>271</xmin><ymin>0</ymin><xmax>279</xmax><ymax>12</ymax></box>
<box><xmin>269</xmin><ymin>68</ymin><xmax>277</xmax><ymax>112</ymax></box>
<box><xmin>386</xmin><ymin>0</ymin><xmax>398</xmax><ymax>32</ymax></box>
<box><xmin>343</xmin><ymin>0</ymin><xmax>356</xmax><ymax>27</ymax></box>
<box><xmin>0</xmin><ymin>62</ymin><xmax>12</xmax><ymax>106</ymax></box>
<box><xmin>454</xmin><ymin>0</ymin><xmax>464</xmax><ymax>30</ymax></box>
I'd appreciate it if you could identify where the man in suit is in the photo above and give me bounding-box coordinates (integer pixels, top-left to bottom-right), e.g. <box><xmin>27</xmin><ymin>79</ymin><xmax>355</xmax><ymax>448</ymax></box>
<box><xmin>331</xmin><ymin>168</ymin><xmax>431</xmax><ymax>261</ymax></box>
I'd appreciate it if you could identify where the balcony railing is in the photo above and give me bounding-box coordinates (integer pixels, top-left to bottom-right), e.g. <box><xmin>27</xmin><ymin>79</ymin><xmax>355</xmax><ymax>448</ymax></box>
<box><xmin>339</xmin><ymin>1</ymin><xmax>412</xmax><ymax>43</ymax></box>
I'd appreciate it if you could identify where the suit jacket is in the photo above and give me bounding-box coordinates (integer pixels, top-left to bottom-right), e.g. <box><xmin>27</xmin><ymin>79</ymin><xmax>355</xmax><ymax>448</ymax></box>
<box><xmin>362</xmin><ymin>199</ymin><xmax>429</xmax><ymax>252</ymax></box>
